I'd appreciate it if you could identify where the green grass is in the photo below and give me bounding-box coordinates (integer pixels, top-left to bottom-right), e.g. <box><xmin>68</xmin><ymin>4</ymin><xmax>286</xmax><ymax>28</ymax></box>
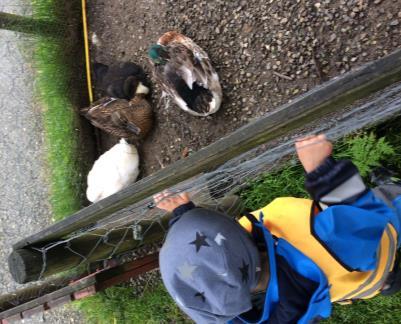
<box><xmin>75</xmin><ymin>282</ymin><xmax>190</xmax><ymax>324</ymax></box>
<box><xmin>241</xmin><ymin>132</ymin><xmax>397</xmax><ymax>210</ymax></box>
<box><xmin>31</xmin><ymin>0</ymin><xmax>89</xmax><ymax>220</ymax></box>
<box><xmin>327</xmin><ymin>295</ymin><xmax>401</xmax><ymax>323</ymax></box>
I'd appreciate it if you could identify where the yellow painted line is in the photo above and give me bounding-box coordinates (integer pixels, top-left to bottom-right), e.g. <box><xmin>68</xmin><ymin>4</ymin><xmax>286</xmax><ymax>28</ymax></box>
<box><xmin>82</xmin><ymin>0</ymin><xmax>94</xmax><ymax>103</ymax></box>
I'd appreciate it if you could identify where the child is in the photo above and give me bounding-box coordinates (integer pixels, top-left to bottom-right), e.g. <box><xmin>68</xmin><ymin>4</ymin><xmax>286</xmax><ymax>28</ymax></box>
<box><xmin>154</xmin><ymin>134</ymin><xmax>401</xmax><ymax>323</ymax></box>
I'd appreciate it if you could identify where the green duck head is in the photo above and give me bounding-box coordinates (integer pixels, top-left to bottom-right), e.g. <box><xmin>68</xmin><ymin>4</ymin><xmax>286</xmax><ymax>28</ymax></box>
<box><xmin>148</xmin><ymin>44</ymin><xmax>168</xmax><ymax>65</ymax></box>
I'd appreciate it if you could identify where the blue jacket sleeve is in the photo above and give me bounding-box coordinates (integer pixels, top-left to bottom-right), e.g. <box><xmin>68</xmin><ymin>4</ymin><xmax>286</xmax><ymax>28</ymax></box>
<box><xmin>305</xmin><ymin>157</ymin><xmax>367</xmax><ymax>206</ymax></box>
<box><xmin>305</xmin><ymin>157</ymin><xmax>400</xmax><ymax>270</ymax></box>
<box><xmin>312</xmin><ymin>191</ymin><xmax>397</xmax><ymax>271</ymax></box>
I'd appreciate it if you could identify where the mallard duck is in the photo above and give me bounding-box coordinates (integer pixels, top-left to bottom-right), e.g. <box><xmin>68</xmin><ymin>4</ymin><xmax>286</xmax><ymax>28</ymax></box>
<box><xmin>86</xmin><ymin>139</ymin><xmax>139</xmax><ymax>203</ymax></box>
<box><xmin>148</xmin><ymin>31</ymin><xmax>222</xmax><ymax>117</ymax></box>
<box><xmin>80</xmin><ymin>89</ymin><xmax>153</xmax><ymax>141</ymax></box>
<box><xmin>94</xmin><ymin>61</ymin><xmax>150</xmax><ymax>100</ymax></box>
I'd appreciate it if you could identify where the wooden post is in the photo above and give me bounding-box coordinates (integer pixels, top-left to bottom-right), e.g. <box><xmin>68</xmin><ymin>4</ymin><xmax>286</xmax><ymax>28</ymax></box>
<box><xmin>9</xmin><ymin>196</ymin><xmax>242</xmax><ymax>284</ymax></box>
<box><xmin>9</xmin><ymin>217</ymin><xmax>168</xmax><ymax>284</ymax></box>
<box><xmin>13</xmin><ymin>49</ymin><xmax>401</xmax><ymax>250</ymax></box>
<box><xmin>0</xmin><ymin>12</ymin><xmax>59</xmax><ymax>37</ymax></box>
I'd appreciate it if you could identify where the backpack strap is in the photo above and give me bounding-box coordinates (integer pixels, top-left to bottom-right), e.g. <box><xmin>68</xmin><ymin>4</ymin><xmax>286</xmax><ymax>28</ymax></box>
<box><xmin>243</xmin><ymin>212</ymin><xmax>267</xmax><ymax>252</ymax></box>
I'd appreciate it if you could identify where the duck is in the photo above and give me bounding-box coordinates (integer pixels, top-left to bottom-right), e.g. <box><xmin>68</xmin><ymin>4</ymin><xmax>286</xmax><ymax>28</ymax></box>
<box><xmin>86</xmin><ymin>139</ymin><xmax>140</xmax><ymax>203</ymax></box>
<box><xmin>80</xmin><ymin>85</ymin><xmax>153</xmax><ymax>141</ymax></box>
<box><xmin>148</xmin><ymin>31</ymin><xmax>222</xmax><ymax>117</ymax></box>
<box><xmin>94</xmin><ymin>61</ymin><xmax>150</xmax><ymax>100</ymax></box>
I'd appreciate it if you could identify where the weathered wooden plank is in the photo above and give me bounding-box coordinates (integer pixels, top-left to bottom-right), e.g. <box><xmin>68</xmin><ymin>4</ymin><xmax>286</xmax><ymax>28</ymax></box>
<box><xmin>13</xmin><ymin>49</ymin><xmax>401</xmax><ymax>249</ymax></box>
<box><xmin>94</xmin><ymin>253</ymin><xmax>159</xmax><ymax>291</ymax></box>
<box><xmin>0</xmin><ymin>277</ymin><xmax>95</xmax><ymax>320</ymax></box>
<box><xmin>0</xmin><ymin>277</ymin><xmax>71</xmax><ymax>312</ymax></box>
<box><xmin>1</xmin><ymin>254</ymin><xmax>158</xmax><ymax>320</ymax></box>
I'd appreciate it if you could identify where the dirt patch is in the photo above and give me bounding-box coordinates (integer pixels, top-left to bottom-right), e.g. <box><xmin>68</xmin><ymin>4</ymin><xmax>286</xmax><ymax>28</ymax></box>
<box><xmin>87</xmin><ymin>0</ymin><xmax>401</xmax><ymax>177</ymax></box>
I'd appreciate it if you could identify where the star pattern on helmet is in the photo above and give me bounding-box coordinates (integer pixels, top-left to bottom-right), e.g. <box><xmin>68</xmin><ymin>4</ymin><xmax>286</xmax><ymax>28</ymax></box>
<box><xmin>239</xmin><ymin>259</ymin><xmax>249</xmax><ymax>283</ymax></box>
<box><xmin>190</xmin><ymin>232</ymin><xmax>210</xmax><ymax>253</ymax></box>
<box><xmin>194</xmin><ymin>291</ymin><xmax>206</xmax><ymax>303</ymax></box>
<box><xmin>214</xmin><ymin>232</ymin><xmax>226</xmax><ymax>246</ymax></box>
<box><xmin>178</xmin><ymin>261</ymin><xmax>197</xmax><ymax>281</ymax></box>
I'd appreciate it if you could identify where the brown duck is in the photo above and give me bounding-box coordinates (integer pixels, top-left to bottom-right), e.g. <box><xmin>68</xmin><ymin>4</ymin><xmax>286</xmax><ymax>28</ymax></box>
<box><xmin>81</xmin><ymin>86</ymin><xmax>153</xmax><ymax>140</ymax></box>
<box><xmin>148</xmin><ymin>31</ymin><xmax>222</xmax><ymax>117</ymax></box>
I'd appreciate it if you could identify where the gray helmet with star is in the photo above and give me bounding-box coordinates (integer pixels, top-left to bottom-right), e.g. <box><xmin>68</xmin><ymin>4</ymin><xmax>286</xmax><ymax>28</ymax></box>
<box><xmin>159</xmin><ymin>207</ymin><xmax>261</xmax><ymax>323</ymax></box>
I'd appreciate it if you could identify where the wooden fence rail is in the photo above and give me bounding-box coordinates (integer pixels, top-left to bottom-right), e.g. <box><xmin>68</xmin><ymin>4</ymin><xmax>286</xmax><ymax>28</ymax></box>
<box><xmin>8</xmin><ymin>48</ymin><xmax>401</xmax><ymax>284</ymax></box>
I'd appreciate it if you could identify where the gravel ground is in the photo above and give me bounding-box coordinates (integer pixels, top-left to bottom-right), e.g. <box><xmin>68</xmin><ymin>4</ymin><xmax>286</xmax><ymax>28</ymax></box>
<box><xmin>88</xmin><ymin>0</ymin><xmax>401</xmax><ymax>176</ymax></box>
<box><xmin>0</xmin><ymin>2</ymin><xmax>83</xmax><ymax>323</ymax></box>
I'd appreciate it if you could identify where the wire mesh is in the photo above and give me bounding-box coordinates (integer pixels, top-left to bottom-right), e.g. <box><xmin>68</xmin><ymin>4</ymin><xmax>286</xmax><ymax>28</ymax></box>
<box><xmin>21</xmin><ymin>81</ymin><xmax>401</xmax><ymax>288</ymax></box>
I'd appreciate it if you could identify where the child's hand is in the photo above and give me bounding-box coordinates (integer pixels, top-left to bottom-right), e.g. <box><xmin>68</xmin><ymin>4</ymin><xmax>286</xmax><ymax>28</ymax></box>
<box><xmin>295</xmin><ymin>134</ymin><xmax>333</xmax><ymax>173</ymax></box>
<box><xmin>153</xmin><ymin>191</ymin><xmax>191</xmax><ymax>212</ymax></box>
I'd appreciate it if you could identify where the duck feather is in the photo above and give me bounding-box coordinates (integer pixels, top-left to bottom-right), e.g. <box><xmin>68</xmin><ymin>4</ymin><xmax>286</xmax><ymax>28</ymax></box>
<box><xmin>151</xmin><ymin>32</ymin><xmax>222</xmax><ymax>116</ymax></box>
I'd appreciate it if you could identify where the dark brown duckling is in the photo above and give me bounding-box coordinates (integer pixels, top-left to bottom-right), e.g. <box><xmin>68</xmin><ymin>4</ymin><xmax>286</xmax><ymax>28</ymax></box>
<box><xmin>94</xmin><ymin>61</ymin><xmax>150</xmax><ymax>100</ymax></box>
<box><xmin>81</xmin><ymin>88</ymin><xmax>153</xmax><ymax>141</ymax></box>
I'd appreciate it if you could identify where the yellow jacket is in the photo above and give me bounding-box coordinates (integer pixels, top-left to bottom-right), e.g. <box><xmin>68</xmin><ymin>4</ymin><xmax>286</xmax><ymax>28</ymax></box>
<box><xmin>239</xmin><ymin>197</ymin><xmax>398</xmax><ymax>302</ymax></box>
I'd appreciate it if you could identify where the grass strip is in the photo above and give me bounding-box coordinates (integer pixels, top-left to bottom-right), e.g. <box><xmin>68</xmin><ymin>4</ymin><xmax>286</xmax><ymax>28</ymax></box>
<box><xmin>31</xmin><ymin>0</ymin><xmax>87</xmax><ymax>221</ymax></box>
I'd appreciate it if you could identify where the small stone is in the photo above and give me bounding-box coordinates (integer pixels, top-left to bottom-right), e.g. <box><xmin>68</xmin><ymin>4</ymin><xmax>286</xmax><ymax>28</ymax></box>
<box><xmin>389</xmin><ymin>20</ymin><xmax>399</xmax><ymax>27</ymax></box>
<box><xmin>280</xmin><ymin>17</ymin><xmax>288</xmax><ymax>24</ymax></box>
<box><xmin>329</xmin><ymin>33</ymin><xmax>337</xmax><ymax>42</ymax></box>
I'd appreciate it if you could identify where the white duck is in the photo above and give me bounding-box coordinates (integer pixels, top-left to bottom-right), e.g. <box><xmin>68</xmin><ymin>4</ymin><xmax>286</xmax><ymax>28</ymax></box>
<box><xmin>86</xmin><ymin>139</ymin><xmax>140</xmax><ymax>203</ymax></box>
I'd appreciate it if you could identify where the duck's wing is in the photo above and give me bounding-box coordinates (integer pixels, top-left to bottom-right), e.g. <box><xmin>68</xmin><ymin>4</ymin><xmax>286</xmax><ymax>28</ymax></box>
<box><xmin>110</xmin><ymin>110</ymin><xmax>141</xmax><ymax>135</ymax></box>
<box><xmin>176</xmin><ymin>37</ymin><xmax>220</xmax><ymax>91</ymax></box>
<box><xmin>82</xmin><ymin>97</ymin><xmax>136</xmax><ymax>136</ymax></box>
<box><xmin>154</xmin><ymin>43</ymin><xmax>220</xmax><ymax>116</ymax></box>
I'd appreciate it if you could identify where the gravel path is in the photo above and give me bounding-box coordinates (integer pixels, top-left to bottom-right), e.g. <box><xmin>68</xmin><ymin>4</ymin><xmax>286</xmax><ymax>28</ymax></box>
<box><xmin>0</xmin><ymin>2</ymin><xmax>83</xmax><ymax>323</ymax></box>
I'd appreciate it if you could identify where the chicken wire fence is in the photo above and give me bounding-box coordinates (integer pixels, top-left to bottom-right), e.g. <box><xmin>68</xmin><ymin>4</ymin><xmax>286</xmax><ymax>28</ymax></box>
<box><xmin>2</xmin><ymin>80</ymin><xmax>401</xmax><ymax>315</ymax></box>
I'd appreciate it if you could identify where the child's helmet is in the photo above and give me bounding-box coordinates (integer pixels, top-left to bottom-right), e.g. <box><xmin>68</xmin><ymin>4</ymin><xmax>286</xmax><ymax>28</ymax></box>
<box><xmin>159</xmin><ymin>208</ymin><xmax>261</xmax><ymax>323</ymax></box>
